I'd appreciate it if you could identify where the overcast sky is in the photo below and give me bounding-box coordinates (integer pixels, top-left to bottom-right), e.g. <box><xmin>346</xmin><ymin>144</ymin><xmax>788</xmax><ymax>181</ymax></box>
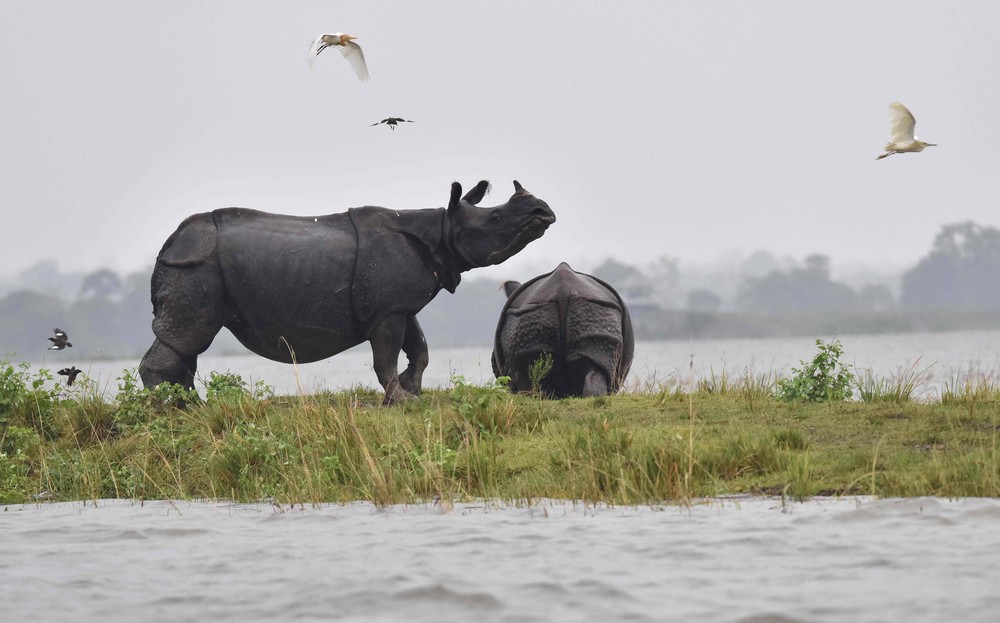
<box><xmin>2</xmin><ymin>1</ymin><xmax>999</xmax><ymax>283</ymax></box>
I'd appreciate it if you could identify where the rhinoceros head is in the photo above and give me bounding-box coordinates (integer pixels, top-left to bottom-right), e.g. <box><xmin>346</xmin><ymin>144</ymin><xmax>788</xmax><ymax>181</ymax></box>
<box><xmin>447</xmin><ymin>180</ymin><xmax>556</xmax><ymax>268</ymax></box>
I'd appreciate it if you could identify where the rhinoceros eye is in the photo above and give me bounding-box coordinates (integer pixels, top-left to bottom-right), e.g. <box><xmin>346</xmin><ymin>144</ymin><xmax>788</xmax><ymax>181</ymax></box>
<box><xmin>489</xmin><ymin>212</ymin><xmax>503</xmax><ymax>224</ymax></box>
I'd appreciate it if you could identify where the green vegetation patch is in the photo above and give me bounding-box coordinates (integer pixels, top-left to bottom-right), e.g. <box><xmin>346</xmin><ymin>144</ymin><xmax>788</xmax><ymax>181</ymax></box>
<box><xmin>2</xmin><ymin>358</ymin><xmax>998</xmax><ymax>506</ymax></box>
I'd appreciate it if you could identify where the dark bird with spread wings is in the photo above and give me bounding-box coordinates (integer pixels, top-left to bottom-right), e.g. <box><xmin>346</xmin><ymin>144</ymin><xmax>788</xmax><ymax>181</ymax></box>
<box><xmin>48</xmin><ymin>328</ymin><xmax>72</xmax><ymax>350</ymax></box>
<box><xmin>58</xmin><ymin>366</ymin><xmax>82</xmax><ymax>386</ymax></box>
<box><xmin>372</xmin><ymin>117</ymin><xmax>414</xmax><ymax>130</ymax></box>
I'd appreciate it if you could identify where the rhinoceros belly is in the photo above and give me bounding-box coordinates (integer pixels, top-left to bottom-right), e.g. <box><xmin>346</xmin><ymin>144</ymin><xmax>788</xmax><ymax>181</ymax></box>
<box><xmin>215</xmin><ymin>210</ymin><xmax>364</xmax><ymax>363</ymax></box>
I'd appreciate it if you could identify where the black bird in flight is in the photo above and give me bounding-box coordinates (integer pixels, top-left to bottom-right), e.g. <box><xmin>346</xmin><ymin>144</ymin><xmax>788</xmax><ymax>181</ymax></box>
<box><xmin>58</xmin><ymin>366</ymin><xmax>82</xmax><ymax>386</ymax></box>
<box><xmin>372</xmin><ymin>117</ymin><xmax>414</xmax><ymax>130</ymax></box>
<box><xmin>48</xmin><ymin>328</ymin><xmax>72</xmax><ymax>350</ymax></box>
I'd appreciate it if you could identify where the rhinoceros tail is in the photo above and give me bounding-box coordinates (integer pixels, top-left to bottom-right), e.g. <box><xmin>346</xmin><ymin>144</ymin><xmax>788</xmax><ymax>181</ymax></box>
<box><xmin>156</xmin><ymin>212</ymin><xmax>218</xmax><ymax>268</ymax></box>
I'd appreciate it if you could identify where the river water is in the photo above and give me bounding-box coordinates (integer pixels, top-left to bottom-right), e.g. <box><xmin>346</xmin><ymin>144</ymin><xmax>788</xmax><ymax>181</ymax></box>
<box><xmin>2</xmin><ymin>496</ymin><xmax>999</xmax><ymax>622</ymax></box>
<box><xmin>34</xmin><ymin>328</ymin><xmax>1000</xmax><ymax>398</ymax></box>
<box><xmin>11</xmin><ymin>333</ymin><xmax>1000</xmax><ymax>621</ymax></box>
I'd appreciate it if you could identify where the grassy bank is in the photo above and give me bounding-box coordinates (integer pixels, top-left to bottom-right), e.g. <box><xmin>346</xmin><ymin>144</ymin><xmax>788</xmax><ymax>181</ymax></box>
<box><xmin>2</xmin><ymin>360</ymin><xmax>998</xmax><ymax>506</ymax></box>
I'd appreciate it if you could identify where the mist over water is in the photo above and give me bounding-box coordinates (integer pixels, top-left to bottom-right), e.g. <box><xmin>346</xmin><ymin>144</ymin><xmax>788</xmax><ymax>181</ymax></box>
<box><xmin>3</xmin><ymin>497</ymin><xmax>999</xmax><ymax>622</ymax></box>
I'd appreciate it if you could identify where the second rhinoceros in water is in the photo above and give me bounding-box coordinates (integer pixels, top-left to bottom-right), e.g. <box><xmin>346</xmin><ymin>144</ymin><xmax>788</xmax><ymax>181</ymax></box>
<box><xmin>139</xmin><ymin>180</ymin><xmax>555</xmax><ymax>404</ymax></box>
<box><xmin>492</xmin><ymin>263</ymin><xmax>634</xmax><ymax>397</ymax></box>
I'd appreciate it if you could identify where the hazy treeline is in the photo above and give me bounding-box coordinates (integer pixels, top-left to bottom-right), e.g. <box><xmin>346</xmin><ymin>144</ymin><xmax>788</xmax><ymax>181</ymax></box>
<box><xmin>0</xmin><ymin>264</ymin><xmax>156</xmax><ymax>361</ymax></box>
<box><xmin>2</xmin><ymin>221</ymin><xmax>1000</xmax><ymax>361</ymax></box>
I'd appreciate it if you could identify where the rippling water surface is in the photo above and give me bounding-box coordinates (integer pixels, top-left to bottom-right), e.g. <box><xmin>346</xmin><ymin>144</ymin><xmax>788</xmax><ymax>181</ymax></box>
<box><xmin>3</xmin><ymin>497</ymin><xmax>999</xmax><ymax>622</ymax></box>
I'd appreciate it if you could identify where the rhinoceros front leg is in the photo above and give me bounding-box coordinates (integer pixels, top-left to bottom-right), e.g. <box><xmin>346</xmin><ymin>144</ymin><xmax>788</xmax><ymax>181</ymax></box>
<box><xmin>369</xmin><ymin>313</ymin><xmax>417</xmax><ymax>405</ymax></box>
<box><xmin>398</xmin><ymin>314</ymin><xmax>429</xmax><ymax>396</ymax></box>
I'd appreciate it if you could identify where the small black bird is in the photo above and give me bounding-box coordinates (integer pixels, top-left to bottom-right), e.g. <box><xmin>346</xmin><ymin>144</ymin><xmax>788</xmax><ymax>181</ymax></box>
<box><xmin>48</xmin><ymin>328</ymin><xmax>72</xmax><ymax>350</ymax></box>
<box><xmin>58</xmin><ymin>366</ymin><xmax>82</xmax><ymax>386</ymax></box>
<box><xmin>371</xmin><ymin>117</ymin><xmax>414</xmax><ymax>130</ymax></box>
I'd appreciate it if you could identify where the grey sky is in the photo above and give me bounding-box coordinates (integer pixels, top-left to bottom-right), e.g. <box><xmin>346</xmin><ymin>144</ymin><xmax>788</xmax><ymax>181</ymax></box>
<box><xmin>2</xmin><ymin>1</ymin><xmax>999</xmax><ymax>283</ymax></box>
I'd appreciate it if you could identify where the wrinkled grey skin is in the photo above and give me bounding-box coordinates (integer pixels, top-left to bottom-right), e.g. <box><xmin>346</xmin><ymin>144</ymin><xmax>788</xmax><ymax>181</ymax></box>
<box><xmin>139</xmin><ymin>180</ymin><xmax>555</xmax><ymax>404</ymax></box>
<box><xmin>492</xmin><ymin>263</ymin><xmax>634</xmax><ymax>397</ymax></box>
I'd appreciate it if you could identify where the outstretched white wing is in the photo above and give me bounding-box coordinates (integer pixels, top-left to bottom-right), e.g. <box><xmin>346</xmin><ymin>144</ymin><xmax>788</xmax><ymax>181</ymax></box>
<box><xmin>339</xmin><ymin>40</ymin><xmax>370</xmax><ymax>82</ymax></box>
<box><xmin>307</xmin><ymin>34</ymin><xmax>330</xmax><ymax>68</ymax></box>
<box><xmin>888</xmin><ymin>101</ymin><xmax>917</xmax><ymax>143</ymax></box>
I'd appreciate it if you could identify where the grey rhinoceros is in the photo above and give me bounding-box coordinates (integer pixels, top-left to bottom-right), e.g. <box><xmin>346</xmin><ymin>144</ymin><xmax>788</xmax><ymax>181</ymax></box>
<box><xmin>492</xmin><ymin>262</ymin><xmax>634</xmax><ymax>397</ymax></box>
<box><xmin>139</xmin><ymin>180</ymin><xmax>555</xmax><ymax>404</ymax></box>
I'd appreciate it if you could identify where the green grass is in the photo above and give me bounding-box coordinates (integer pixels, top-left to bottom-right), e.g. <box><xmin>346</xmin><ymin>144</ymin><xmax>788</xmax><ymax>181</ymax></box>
<box><xmin>1</xmin><ymin>362</ymin><xmax>998</xmax><ymax>506</ymax></box>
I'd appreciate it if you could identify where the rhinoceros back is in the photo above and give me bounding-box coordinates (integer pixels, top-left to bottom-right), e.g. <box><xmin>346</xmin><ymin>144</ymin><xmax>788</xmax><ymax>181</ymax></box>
<box><xmin>507</xmin><ymin>276</ymin><xmax>623</xmax><ymax>361</ymax></box>
<box><xmin>493</xmin><ymin>263</ymin><xmax>634</xmax><ymax>395</ymax></box>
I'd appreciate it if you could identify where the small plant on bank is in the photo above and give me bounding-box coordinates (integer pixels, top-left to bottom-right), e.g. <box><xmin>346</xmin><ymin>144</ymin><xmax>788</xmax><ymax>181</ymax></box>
<box><xmin>447</xmin><ymin>375</ymin><xmax>536</xmax><ymax>439</ymax></box>
<box><xmin>1</xmin><ymin>358</ymin><xmax>64</xmax><ymax>434</ymax></box>
<box><xmin>777</xmin><ymin>339</ymin><xmax>855</xmax><ymax>402</ymax></box>
<box><xmin>204</xmin><ymin>371</ymin><xmax>274</xmax><ymax>403</ymax></box>
<box><xmin>114</xmin><ymin>368</ymin><xmax>198</xmax><ymax>430</ymax></box>
<box><xmin>528</xmin><ymin>352</ymin><xmax>554</xmax><ymax>395</ymax></box>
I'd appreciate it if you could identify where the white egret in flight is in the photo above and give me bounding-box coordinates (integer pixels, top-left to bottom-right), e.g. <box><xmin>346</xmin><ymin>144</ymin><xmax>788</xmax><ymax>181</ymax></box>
<box><xmin>308</xmin><ymin>33</ymin><xmax>370</xmax><ymax>82</ymax></box>
<box><xmin>876</xmin><ymin>102</ymin><xmax>936</xmax><ymax>160</ymax></box>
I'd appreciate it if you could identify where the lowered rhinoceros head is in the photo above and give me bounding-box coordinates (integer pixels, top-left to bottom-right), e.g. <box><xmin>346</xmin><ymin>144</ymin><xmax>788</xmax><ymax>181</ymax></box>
<box><xmin>447</xmin><ymin>180</ymin><xmax>556</xmax><ymax>268</ymax></box>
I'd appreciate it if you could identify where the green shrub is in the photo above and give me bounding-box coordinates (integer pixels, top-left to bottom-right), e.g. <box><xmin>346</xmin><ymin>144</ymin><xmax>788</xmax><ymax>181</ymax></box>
<box><xmin>114</xmin><ymin>368</ymin><xmax>198</xmax><ymax>432</ymax></box>
<box><xmin>777</xmin><ymin>339</ymin><xmax>855</xmax><ymax>402</ymax></box>
<box><xmin>205</xmin><ymin>371</ymin><xmax>274</xmax><ymax>404</ymax></box>
<box><xmin>529</xmin><ymin>352</ymin><xmax>554</xmax><ymax>395</ymax></box>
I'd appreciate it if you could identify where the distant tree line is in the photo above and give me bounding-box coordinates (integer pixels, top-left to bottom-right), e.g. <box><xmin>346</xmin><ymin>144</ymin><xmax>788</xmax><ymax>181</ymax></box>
<box><xmin>735</xmin><ymin>254</ymin><xmax>894</xmax><ymax>315</ymax></box>
<box><xmin>3</xmin><ymin>220</ymin><xmax>1000</xmax><ymax>359</ymax></box>
<box><xmin>0</xmin><ymin>266</ymin><xmax>154</xmax><ymax>361</ymax></box>
<box><xmin>730</xmin><ymin>221</ymin><xmax>1000</xmax><ymax>315</ymax></box>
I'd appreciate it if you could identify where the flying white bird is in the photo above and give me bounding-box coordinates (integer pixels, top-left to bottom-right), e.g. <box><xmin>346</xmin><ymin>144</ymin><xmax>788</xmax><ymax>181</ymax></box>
<box><xmin>308</xmin><ymin>33</ymin><xmax>370</xmax><ymax>82</ymax></box>
<box><xmin>876</xmin><ymin>102</ymin><xmax>937</xmax><ymax>160</ymax></box>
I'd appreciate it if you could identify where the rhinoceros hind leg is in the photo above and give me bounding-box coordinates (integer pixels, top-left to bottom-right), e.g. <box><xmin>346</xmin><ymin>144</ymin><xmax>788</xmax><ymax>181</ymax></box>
<box><xmin>575</xmin><ymin>361</ymin><xmax>611</xmax><ymax>397</ymax></box>
<box><xmin>581</xmin><ymin>369</ymin><xmax>611</xmax><ymax>397</ymax></box>
<box><xmin>139</xmin><ymin>338</ymin><xmax>198</xmax><ymax>390</ymax></box>
<box><xmin>369</xmin><ymin>313</ymin><xmax>418</xmax><ymax>405</ymax></box>
<box><xmin>398</xmin><ymin>315</ymin><xmax>429</xmax><ymax>395</ymax></box>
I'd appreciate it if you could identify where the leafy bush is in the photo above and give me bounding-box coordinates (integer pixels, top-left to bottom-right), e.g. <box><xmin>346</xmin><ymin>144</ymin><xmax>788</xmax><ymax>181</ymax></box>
<box><xmin>114</xmin><ymin>368</ymin><xmax>198</xmax><ymax>431</ymax></box>
<box><xmin>448</xmin><ymin>375</ymin><xmax>519</xmax><ymax>437</ymax></box>
<box><xmin>777</xmin><ymin>339</ymin><xmax>855</xmax><ymax>402</ymax></box>
<box><xmin>0</xmin><ymin>359</ymin><xmax>63</xmax><ymax>431</ymax></box>
<box><xmin>205</xmin><ymin>371</ymin><xmax>274</xmax><ymax>404</ymax></box>
<box><xmin>449</xmin><ymin>375</ymin><xmax>509</xmax><ymax>419</ymax></box>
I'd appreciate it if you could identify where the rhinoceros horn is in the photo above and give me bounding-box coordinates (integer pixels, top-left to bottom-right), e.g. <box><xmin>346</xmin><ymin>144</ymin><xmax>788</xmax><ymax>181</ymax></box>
<box><xmin>513</xmin><ymin>180</ymin><xmax>532</xmax><ymax>196</ymax></box>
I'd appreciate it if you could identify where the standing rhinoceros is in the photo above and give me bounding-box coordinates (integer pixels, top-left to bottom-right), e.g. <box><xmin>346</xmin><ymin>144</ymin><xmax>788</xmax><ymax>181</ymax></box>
<box><xmin>139</xmin><ymin>180</ymin><xmax>555</xmax><ymax>404</ymax></box>
<box><xmin>492</xmin><ymin>263</ymin><xmax>633</xmax><ymax>397</ymax></box>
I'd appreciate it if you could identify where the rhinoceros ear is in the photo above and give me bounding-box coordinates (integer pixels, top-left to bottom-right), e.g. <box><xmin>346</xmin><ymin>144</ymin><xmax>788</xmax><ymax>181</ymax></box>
<box><xmin>502</xmin><ymin>281</ymin><xmax>522</xmax><ymax>298</ymax></box>
<box><xmin>462</xmin><ymin>180</ymin><xmax>491</xmax><ymax>205</ymax></box>
<box><xmin>448</xmin><ymin>181</ymin><xmax>462</xmax><ymax>212</ymax></box>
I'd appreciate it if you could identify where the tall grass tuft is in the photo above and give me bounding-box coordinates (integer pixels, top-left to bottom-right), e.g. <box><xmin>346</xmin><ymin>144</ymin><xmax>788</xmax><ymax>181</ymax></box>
<box><xmin>856</xmin><ymin>358</ymin><xmax>932</xmax><ymax>404</ymax></box>
<box><xmin>939</xmin><ymin>369</ymin><xmax>1000</xmax><ymax>407</ymax></box>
